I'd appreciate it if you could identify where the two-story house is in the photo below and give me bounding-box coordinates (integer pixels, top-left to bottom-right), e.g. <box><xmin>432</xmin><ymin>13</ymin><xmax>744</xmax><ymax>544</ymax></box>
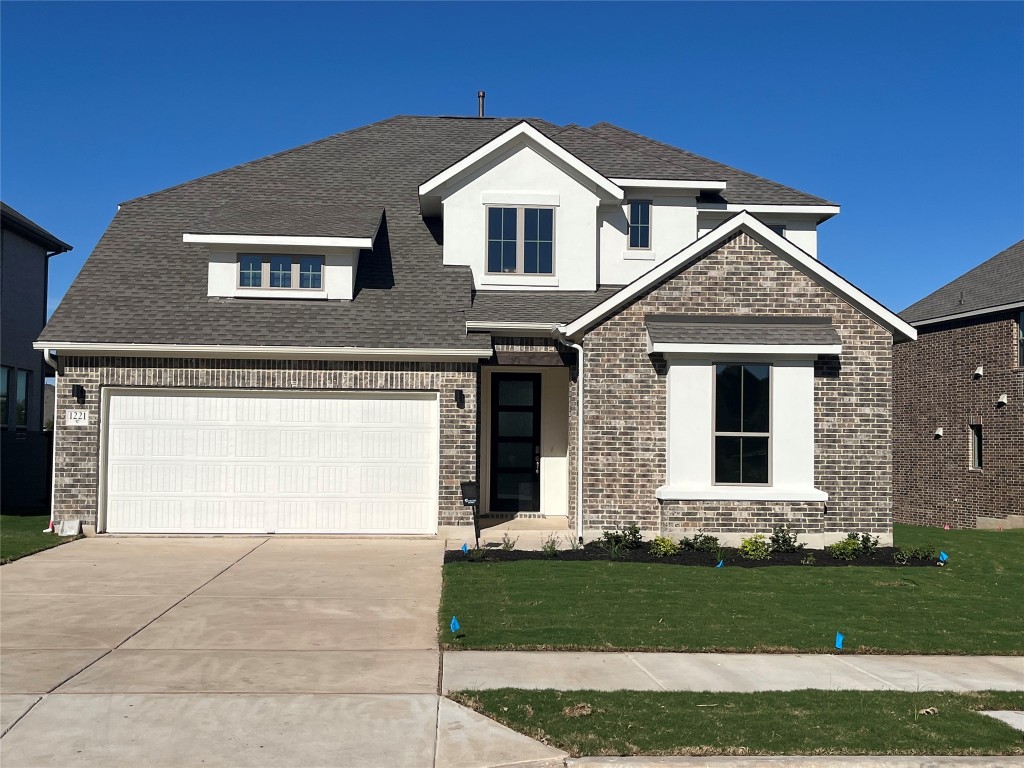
<box><xmin>894</xmin><ymin>240</ymin><xmax>1024</xmax><ymax>529</ymax></box>
<box><xmin>36</xmin><ymin>114</ymin><xmax>915</xmax><ymax>545</ymax></box>
<box><xmin>1</xmin><ymin>202</ymin><xmax>72</xmax><ymax>508</ymax></box>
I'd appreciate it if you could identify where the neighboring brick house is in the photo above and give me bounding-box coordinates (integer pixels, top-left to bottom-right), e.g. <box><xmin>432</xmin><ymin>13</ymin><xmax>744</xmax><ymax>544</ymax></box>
<box><xmin>894</xmin><ymin>240</ymin><xmax>1024</xmax><ymax>529</ymax></box>
<box><xmin>1</xmin><ymin>202</ymin><xmax>72</xmax><ymax>507</ymax></box>
<box><xmin>37</xmin><ymin>113</ymin><xmax>915</xmax><ymax>545</ymax></box>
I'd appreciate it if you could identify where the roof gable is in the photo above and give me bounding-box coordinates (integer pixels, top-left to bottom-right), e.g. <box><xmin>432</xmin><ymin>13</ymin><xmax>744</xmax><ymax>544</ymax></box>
<box><xmin>561</xmin><ymin>211</ymin><xmax>916</xmax><ymax>342</ymax></box>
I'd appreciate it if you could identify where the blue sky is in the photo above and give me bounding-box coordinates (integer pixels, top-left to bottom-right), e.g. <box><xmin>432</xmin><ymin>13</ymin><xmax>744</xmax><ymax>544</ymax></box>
<box><xmin>2</xmin><ymin>1</ymin><xmax>1022</xmax><ymax>316</ymax></box>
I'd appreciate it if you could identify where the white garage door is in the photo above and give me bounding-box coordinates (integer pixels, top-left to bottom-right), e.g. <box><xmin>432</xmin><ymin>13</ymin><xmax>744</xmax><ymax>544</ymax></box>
<box><xmin>103</xmin><ymin>390</ymin><xmax>439</xmax><ymax>534</ymax></box>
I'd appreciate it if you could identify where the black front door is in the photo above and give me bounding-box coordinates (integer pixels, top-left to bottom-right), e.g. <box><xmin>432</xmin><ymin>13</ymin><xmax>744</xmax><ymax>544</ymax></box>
<box><xmin>490</xmin><ymin>373</ymin><xmax>541</xmax><ymax>512</ymax></box>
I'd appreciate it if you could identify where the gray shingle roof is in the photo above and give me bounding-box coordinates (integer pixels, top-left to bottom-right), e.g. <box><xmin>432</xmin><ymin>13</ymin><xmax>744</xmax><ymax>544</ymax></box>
<box><xmin>40</xmin><ymin>115</ymin><xmax>834</xmax><ymax>349</ymax></box>
<box><xmin>900</xmin><ymin>239</ymin><xmax>1024</xmax><ymax>325</ymax></box>
<box><xmin>645</xmin><ymin>314</ymin><xmax>841</xmax><ymax>346</ymax></box>
<box><xmin>1</xmin><ymin>201</ymin><xmax>72</xmax><ymax>253</ymax></box>
<box><xmin>588</xmin><ymin>123</ymin><xmax>835</xmax><ymax>207</ymax></box>
<box><xmin>467</xmin><ymin>288</ymin><xmax>622</xmax><ymax>325</ymax></box>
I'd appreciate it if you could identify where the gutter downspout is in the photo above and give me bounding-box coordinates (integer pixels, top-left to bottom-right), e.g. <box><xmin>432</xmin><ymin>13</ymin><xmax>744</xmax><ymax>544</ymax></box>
<box><xmin>556</xmin><ymin>332</ymin><xmax>585</xmax><ymax>544</ymax></box>
<box><xmin>41</xmin><ymin>348</ymin><xmax>59</xmax><ymax>533</ymax></box>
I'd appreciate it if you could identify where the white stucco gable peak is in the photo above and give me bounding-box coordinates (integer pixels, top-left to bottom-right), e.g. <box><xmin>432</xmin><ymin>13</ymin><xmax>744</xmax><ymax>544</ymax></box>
<box><xmin>418</xmin><ymin>121</ymin><xmax>624</xmax><ymax>212</ymax></box>
<box><xmin>559</xmin><ymin>211</ymin><xmax>917</xmax><ymax>342</ymax></box>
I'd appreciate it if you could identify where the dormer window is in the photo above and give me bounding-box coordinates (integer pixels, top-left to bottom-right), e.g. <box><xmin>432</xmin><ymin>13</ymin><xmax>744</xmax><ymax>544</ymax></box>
<box><xmin>628</xmin><ymin>200</ymin><xmax>651</xmax><ymax>249</ymax></box>
<box><xmin>486</xmin><ymin>206</ymin><xmax>554</xmax><ymax>275</ymax></box>
<box><xmin>237</xmin><ymin>254</ymin><xmax>324</xmax><ymax>290</ymax></box>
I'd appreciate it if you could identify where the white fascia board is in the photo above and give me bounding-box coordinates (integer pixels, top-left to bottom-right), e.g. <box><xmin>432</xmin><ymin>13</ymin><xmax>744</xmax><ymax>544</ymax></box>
<box><xmin>651</xmin><ymin>342</ymin><xmax>842</xmax><ymax>357</ymax></box>
<box><xmin>560</xmin><ymin>211</ymin><xmax>917</xmax><ymax>342</ymax></box>
<box><xmin>465</xmin><ymin>321</ymin><xmax>558</xmax><ymax>334</ymax></box>
<box><xmin>32</xmin><ymin>341</ymin><xmax>492</xmax><ymax>362</ymax></box>
<box><xmin>697</xmin><ymin>203</ymin><xmax>841</xmax><ymax>218</ymax></box>
<box><xmin>612</xmin><ymin>178</ymin><xmax>727</xmax><ymax>191</ymax></box>
<box><xmin>909</xmin><ymin>301</ymin><xmax>1024</xmax><ymax>328</ymax></box>
<box><xmin>418</xmin><ymin>122</ymin><xmax>624</xmax><ymax>200</ymax></box>
<box><xmin>183</xmin><ymin>233</ymin><xmax>374</xmax><ymax>250</ymax></box>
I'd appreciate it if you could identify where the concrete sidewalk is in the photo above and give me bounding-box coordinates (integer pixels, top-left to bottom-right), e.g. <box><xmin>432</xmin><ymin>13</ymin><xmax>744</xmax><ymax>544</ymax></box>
<box><xmin>442</xmin><ymin>651</ymin><xmax>1024</xmax><ymax>693</ymax></box>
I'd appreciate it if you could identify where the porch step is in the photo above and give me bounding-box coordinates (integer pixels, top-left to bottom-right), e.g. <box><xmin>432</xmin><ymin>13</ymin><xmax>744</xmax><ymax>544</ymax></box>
<box><xmin>478</xmin><ymin>515</ymin><xmax>570</xmax><ymax>532</ymax></box>
<box><xmin>977</xmin><ymin>515</ymin><xmax>1024</xmax><ymax>530</ymax></box>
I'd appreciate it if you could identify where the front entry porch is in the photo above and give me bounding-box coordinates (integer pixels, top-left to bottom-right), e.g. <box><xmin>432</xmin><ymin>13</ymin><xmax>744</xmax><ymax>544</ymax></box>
<box><xmin>478</xmin><ymin>364</ymin><xmax>571</xmax><ymax>531</ymax></box>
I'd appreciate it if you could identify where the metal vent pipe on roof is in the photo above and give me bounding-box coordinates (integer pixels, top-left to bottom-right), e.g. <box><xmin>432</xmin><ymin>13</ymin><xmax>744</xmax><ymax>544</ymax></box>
<box><xmin>478</xmin><ymin>91</ymin><xmax>486</xmax><ymax>118</ymax></box>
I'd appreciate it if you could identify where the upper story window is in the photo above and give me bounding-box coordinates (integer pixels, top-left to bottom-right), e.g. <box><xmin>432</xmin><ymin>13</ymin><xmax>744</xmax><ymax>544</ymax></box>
<box><xmin>714</xmin><ymin>363</ymin><xmax>771</xmax><ymax>484</ymax></box>
<box><xmin>237</xmin><ymin>255</ymin><xmax>323</xmax><ymax>290</ymax></box>
<box><xmin>487</xmin><ymin>206</ymin><xmax>554</xmax><ymax>275</ymax></box>
<box><xmin>628</xmin><ymin>200</ymin><xmax>651</xmax><ymax>249</ymax></box>
<box><xmin>766</xmin><ymin>224</ymin><xmax>786</xmax><ymax>237</ymax></box>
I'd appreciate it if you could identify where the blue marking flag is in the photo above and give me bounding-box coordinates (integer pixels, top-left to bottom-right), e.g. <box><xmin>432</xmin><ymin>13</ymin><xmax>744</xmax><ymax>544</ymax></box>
<box><xmin>450</xmin><ymin>616</ymin><xmax>461</xmax><ymax>633</ymax></box>
<box><xmin>939</xmin><ymin>551</ymin><xmax>949</xmax><ymax>562</ymax></box>
<box><xmin>835</xmin><ymin>631</ymin><xmax>845</xmax><ymax>650</ymax></box>
<box><xmin>461</xmin><ymin>542</ymin><xmax>469</xmax><ymax>554</ymax></box>
<box><xmin>715</xmin><ymin>560</ymin><xmax>725</xmax><ymax>568</ymax></box>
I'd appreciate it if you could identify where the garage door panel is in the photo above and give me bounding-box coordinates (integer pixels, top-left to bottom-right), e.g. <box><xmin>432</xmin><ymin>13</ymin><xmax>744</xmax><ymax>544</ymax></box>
<box><xmin>105</xmin><ymin>391</ymin><xmax>438</xmax><ymax>534</ymax></box>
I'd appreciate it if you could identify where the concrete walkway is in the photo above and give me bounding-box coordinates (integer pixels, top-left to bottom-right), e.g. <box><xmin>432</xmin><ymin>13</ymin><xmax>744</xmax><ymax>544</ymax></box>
<box><xmin>443</xmin><ymin>651</ymin><xmax>1024</xmax><ymax>693</ymax></box>
<box><xmin>0</xmin><ymin>537</ymin><xmax>564</xmax><ymax>767</ymax></box>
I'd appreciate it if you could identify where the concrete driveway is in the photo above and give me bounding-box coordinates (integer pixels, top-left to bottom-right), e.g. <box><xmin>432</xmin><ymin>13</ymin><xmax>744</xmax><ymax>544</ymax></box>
<box><xmin>0</xmin><ymin>537</ymin><xmax>563</xmax><ymax>768</ymax></box>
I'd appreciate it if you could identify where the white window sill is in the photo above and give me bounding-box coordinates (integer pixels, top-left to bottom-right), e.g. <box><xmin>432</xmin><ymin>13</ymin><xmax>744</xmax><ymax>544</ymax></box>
<box><xmin>480</xmin><ymin>275</ymin><xmax>559</xmax><ymax>288</ymax></box>
<box><xmin>656</xmin><ymin>485</ymin><xmax>829</xmax><ymax>502</ymax></box>
<box><xmin>623</xmin><ymin>250</ymin><xmax>656</xmax><ymax>261</ymax></box>
<box><xmin>233</xmin><ymin>288</ymin><xmax>328</xmax><ymax>300</ymax></box>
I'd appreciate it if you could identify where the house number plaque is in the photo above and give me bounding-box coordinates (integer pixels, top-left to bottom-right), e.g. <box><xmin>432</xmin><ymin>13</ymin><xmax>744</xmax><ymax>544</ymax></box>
<box><xmin>65</xmin><ymin>409</ymin><xmax>89</xmax><ymax>426</ymax></box>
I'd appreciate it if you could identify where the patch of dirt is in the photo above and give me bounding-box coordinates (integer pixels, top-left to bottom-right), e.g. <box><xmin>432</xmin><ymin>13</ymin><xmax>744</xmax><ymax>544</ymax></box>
<box><xmin>562</xmin><ymin>702</ymin><xmax>593</xmax><ymax>718</ymax></box>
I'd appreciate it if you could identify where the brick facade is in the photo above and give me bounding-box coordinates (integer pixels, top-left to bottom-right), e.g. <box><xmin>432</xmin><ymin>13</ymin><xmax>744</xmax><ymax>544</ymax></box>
<box><xmin>52</xmin><ymin>357</ymin><xmax>477</xmax><ymax>528</ymax></box>
<box><xmin>574</xmin><ymin>233</ymin><xmax>894</xmax><ymax>539</ymax></box>
<box><xmin>893</xmin><ymin>311</ymin><xmax>1024</xmax><ymax>528</ymax></box>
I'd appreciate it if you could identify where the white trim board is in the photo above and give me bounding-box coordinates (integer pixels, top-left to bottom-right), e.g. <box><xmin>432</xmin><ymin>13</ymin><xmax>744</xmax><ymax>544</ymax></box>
<box><xmin>33</xmin><ymin>341</ymin><xmax>492</xmax><ymax>362</ymax></box>
<box><xmin>611</xmin><ymin>178</ymin><xmax>727</xmax><ymax>191</ymax></box>
<box><xmin>650</xmin><ymin>342</ymin><xmax>842</xmax><ymax>357</ymax></box>
<box><xmin>559</xmin><ymin>211</ymin><xmax>917</xmax><ymax>342</ymax></box>
<box><xmin>418</xmin><ymin>121</ymin><xmax>624</xmax><ymax>201</ymax></box>
<box><xmin>184</xmin><ymin>233</ymin><xmax>374</xmax><ymax>249</ymax></box>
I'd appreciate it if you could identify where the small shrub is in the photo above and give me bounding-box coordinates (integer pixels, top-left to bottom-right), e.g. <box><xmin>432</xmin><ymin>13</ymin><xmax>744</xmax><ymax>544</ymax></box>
<box><xmin>564</xmin><ymin>535</ymin><xmax>583</xmax><ymax>551</ymax></box>
<box><xmin>467</xmin><ymin>546</ymin><xmax>487</xmax><ymax>562</ymax></box>
<box><xmin>826</xmin><ymin>536</ymin><xmax>863</xmax><ymax>560</ymax></box>
<box><xmin>893</xmin><ymin>549</ymin><xmax>910</xmax><ymax>566</ymax></box>
<box><xmin>604</xmin><ymin>538</ymin><xmax>627</xmax><ymax>560</ymax></box>
<box><xmin>541</xmin><ymin>533</ymin><xmax>560</xmax><ymax>557</ymax></box>
<box><xmin>894</xmin><ymin>543</ymin><xmax>936</xmax><ymax>564</ymax></box>
<box><xmin>500</xmin><ymin>532</ymin><xmax>518</xmax><ymax>552</ymax></box>
<box><xmin>649</xmin><ymin>536</ymin><xmax>680</xmax><ymax>557</ymax></box>
<box><xmin>853</xmin><ymin>532</ymin><xmax>880</xmax><ymax>554</ymax></box>
<box><xmin>769</xmin><ymin>525</ymin><xmax>804</xmax><ymax>554</ymax></box>
<box><xmin>739</xmin><ymin>534</ymin><xmax>771</xmax><ymax>561</ymax></box>
<box><xmin>601</xmin><ymin>523</ymin><xmax>644</xmax><ymax>551</ymax></box>
<box><xmin>714</xmin><ymin>547</ymin><xmax>727</xmax><ymax>564</ymax></box>
<box><xmin>680</xmin><ymin>529</ymin><xmax>720</xmax><ymax>552</ymax></box>
<box><xmin>800</xmin><ymin>552</ymin><xmax>817</xmax><ymax>565</ymax></box>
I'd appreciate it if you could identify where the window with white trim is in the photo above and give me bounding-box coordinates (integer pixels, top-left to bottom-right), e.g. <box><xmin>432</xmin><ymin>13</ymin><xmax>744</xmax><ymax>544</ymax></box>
<box><xmin>486</xmin><ymin>206</ymin><xmax>554</xmax><ymax>274</ymax></box>
<box><xmin>628</xmin><ymin>201</ymin><xmax>651</xmax><ymax>249</ymax></box>
<box><xmin>714</xmin><ymin>363</ymin><xmax>771</xmax><ymax>484</ymax></box>
<box><xmin>237</xmin><ymin>254</ymin><xmax>323</xmax><ymax>290</ymax></box>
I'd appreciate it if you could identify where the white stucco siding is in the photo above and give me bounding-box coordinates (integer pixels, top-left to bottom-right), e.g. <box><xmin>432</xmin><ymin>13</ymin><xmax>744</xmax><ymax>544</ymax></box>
<box><xmin>659</xmin><ymin>358</ymin><xmax>826</xmax><ymax>501</ymax></box>
<box><xmin>440</xmin><ymin>143</ymin><xmax>602</xmax><ymax>291</ymax></box>
<box><xmin>598</xmin><ymin>195</ymin><xmax>698</xmax><ymax>285</ymax></box>
<box><xmin>697</xmin><ymin>212</ymin><xmax>819</xmax><ymax>259</ymax></box>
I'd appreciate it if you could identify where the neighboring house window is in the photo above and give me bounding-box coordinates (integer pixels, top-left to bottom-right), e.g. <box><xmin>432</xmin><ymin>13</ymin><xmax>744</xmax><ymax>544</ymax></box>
<box><xmin>0</xmin><ymin>366</ymin><xmax>9</xmax><ymax>429</ymax></box>
<box><xmin>714</xmin><ymin>363</ymin><xmax>771</xmax><ymax>484</ymax></box>
<box><xmin>486</xmin><ymin>206</ymin><xmax>554</xmax><ymax>274</ymax></box>
<box><xmin>238</xmin><ymin>255</ymin><xmax>324</xmax><ymax>290</ymax></box>
<box><xmin>15</xmin><ymin>370</ymin><xmax>28</xmax><ymax>430</ymax></box>
<box><xmin>970</xmin><ymin>424</ymin><xmax>983</xmax><ymax>469</ymax></box>
<box><xmin>628</xmin><ymin>201</ymin><xmax>651</xmax><ymax>249</ymax></box>
<box><xmin>1018</xmin><ymin>311</ymin><xmax>1023</xmax><ymax>367</ymax></box>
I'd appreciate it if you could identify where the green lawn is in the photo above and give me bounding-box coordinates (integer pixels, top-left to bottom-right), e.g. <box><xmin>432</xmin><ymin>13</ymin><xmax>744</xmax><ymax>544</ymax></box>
<box><xmin>450</xmin><ymin>689</ymin><xmax>1024</xmax><ymax>757</ymax></box>
<box><xmin>1</xmin><ymin>512</ymin><xmax>79</xmax><ymax>564</ymax></box>
<box><xmin>440</xmin><ymin>525</ymin><xmax>1024</xmax><ymax>654</ymax></box>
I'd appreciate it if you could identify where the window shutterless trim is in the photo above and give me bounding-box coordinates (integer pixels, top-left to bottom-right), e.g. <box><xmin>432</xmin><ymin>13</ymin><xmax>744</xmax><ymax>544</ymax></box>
<box><xmin>969</xmin><ymin>423</ymin><xmax>983</xmax><ymax>470</ymax></box>
<box><xmin>236</xmin><ymin>254</ymin><xmax>324</xmax><ymax>290</ymax></box>
<box><xmin>483</xmin><ymin>205</ymin><xmax>556</xmax><ymax>276</ymax></box>
<box><xmin>627</xmin><ymin>200</ymin><xmax>652</xmax><ymax>250</ymax></box>
<box><xmin>711</xmin><ymin>363</ymin><xmax>773</xmax><ymax>487</ymax></box>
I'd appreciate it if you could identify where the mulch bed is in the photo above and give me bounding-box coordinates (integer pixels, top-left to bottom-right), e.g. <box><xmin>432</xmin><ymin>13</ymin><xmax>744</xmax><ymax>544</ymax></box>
<box><xmin>444</xmin><ymin>541</ymin><xmax>936</xmax><ymax>568</ymax></box>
